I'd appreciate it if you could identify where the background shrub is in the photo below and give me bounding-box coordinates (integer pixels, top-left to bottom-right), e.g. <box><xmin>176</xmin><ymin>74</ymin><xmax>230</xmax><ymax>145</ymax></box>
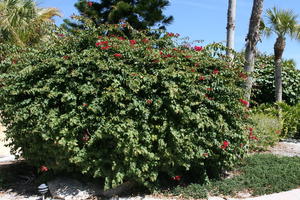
<box><xmin>0</xmin><ymin>23</ymin><xmax>249</xmax><ymax>189</ymax></box>
<box><xmin>252</xmin><ymin>55</ymin><xmax>300</xmax><ymax>106</ymax></box>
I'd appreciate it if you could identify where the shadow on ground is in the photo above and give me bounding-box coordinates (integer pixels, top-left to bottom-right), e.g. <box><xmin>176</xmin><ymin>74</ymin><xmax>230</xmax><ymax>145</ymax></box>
<box><xmin>0</xmin><ymin>161</ymin><xmax>38</xmax><ymax>197</ymax></box>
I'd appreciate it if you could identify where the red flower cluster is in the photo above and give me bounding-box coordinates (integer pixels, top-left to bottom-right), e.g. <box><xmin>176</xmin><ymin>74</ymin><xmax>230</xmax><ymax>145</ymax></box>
<box><xmin>57</xmin><ymin>33</ymin><xmax>64</xmax><ymax>37</ymax></box>
<box><xmin>129</xmin><ymin>40</ymin><xmax>136</xmax><ymax>45</ymax></box>
<box><xmin>221</xmin><ymin>141</ymin><xmax>229</xmax><ymax>149</ymax></box>
<box><xmin>194</xmin><ymin>46</ymin><xmax>203</xmax><ymax>51</ymax></box>
<box><xmin>101</xmin><ymin>46</ymin><xmax>112</xmax><ymax>50</ymax></box>
<box><xmin>213</xmin><ymin>69</ymin><xmax>219</xmax><ymax>74</ymax></box>
<box><xmin>198</xmin><ymin>76</ymin><xmax>205</xmax><ymax>81</ymax></box>
<box><xmin>82</xmin><ymin>134</ymin><xmax>90</xmax><ymax>142</ymax></box>
<box><xmin>96</xmin><ymin>41</ymin><xmax>109</xmax><ymax>47</ymax></box>
<box><xmin>142</xmin><ymin>38</ymin><xmax>149</xmax><ymax>43</ymax></box>
<box><xmin>39</xmin><ymin>165</ymin><xmax>48</xmax><ymax>172</ymax></box>
<box><xmin>205</xmin><ymin>94</ymin><xmax>214</xmax><ymax>100</ymax></box>
<box><xmin>239</xmin><ymin>72</ymin><xmax>247</xmax><ymax>79</ymax></box>
<box><xmin>87</xmin><ymin>1</ymin><xmax>93</xmax><ymax>7</ymax></box>
<box><xmin>249</xmin><ymin>127</ymin><xmax>259</xmax><ymax>140</ymax></box>
<box><xmin>171</xmin><ymin>176</ymin><xmax>182</xmax><ymax>181</ymax></box>
<box><xmin>167</xmin><ymin>33</ymin><xmax>180</xmax><ymax>37</ymax></box>
<box><xmin>114</xmin><ymin>53</ymin><xmax>122</xmax><ymax>58</ymax></box>
<box><xmin>146</xmin><ymin>99</ymin><xmax>153</xmax><ymax>104</ymax></box>
<box><xmin>206</xmin><ymin>88</ymin><xmax>213</xmax><ymax>91</ymax></box>
<box><xmin>239</xmin><ymin>99</ymin><xmax>249</xmax><ymax>107</ymax></box>
<box><xmin>202</xmin><ymin>153</ymin><xmax>209</xmax><ymax>157</ymax></box>
<box><xmin>118</xmin><ymin>36</ymin><xmax>125</xmax><ymax>40</ymax></box>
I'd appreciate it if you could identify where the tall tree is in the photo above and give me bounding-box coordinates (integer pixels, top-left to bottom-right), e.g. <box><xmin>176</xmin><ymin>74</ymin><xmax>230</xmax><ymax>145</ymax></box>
<box><xmin>226</xmin><ymin>0</ymin><xmax>236</xmax><ymax>58</ymax></box>
<box><xmin>63</xmin><ymin>0</ymin><xmax>173</xmax><ymax>31</ymax></box>
<box><xmin>264</xmin><ymin>7</ymin><xmax>300</xmax><ymax>102</ymax></box>
<box><xmin>244</xmin><ymin>0</ymin><xmax>264</xmax><ymax>103</ymax></box>
<box><xmin>0</xmin><ymin>0</ymin><xmax>61</xmax><ymax>47</ymax></box>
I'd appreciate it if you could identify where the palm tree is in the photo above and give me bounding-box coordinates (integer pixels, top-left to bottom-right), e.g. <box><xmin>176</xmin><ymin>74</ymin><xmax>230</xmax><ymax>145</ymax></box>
<box><xmin>226</xmin><ymin>0</ymin><xmax>236</xmax><ymax>58</ymax></box>
<box><xmin>264</xmin><ymin>7</ymin><xmax>300</xmax><ymax>102</ymax></box>
<box><xmin>0</xmin><ymin>0</ymin><xmax>61</xmax><ymax>47</ymax></box>
<box><xmin>244</xmin><ymin>0</ymin><xmax>264</xmax><ymax>104</ymax></box>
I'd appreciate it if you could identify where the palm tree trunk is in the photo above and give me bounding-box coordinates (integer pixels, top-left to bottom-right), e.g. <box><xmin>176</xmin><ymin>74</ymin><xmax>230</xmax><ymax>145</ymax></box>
<box><xmin>274</xmin><ymin>36</ymin><xmax>285</xmax><ymax>102</ymax></box>
<box><xmin>244</xmin><ymin>0</ymin><xmax>264</xmax><ymax>103</ymax></box>
<box><xmin>226</xmin><ymin>0</ymin><xmax>236</xmax><ymax>58</ymax></box>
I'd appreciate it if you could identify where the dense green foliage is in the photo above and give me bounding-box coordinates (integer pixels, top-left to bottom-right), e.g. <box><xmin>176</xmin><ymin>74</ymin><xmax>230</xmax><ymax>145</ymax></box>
<box><xmin>63</xmin><ymin>0</ymin><xmax>173</xmax><ymax>31</ymax></box>
<box><xmin>252</xmin><ymin>55</ymin><xmax>300</xmax><ymax>105</ymax></box>
<box><xmin>280</xmin><ymin>103</ymin><xmax>300</xmax><ymax>138</ymax></box>
<box><xmin>169</xmin><ymin>154</ymin><xmax>300</xmax><ymax>198</ymax></box>
<box><xmin>0</xmin><ymin>23</ymin><xmax>249</xmax><ymax>189</ymax></box>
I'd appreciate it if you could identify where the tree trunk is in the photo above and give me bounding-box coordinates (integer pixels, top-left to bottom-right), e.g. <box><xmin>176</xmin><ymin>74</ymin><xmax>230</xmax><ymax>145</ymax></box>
<box><xmin>226</xmin><ymin>0</ymin><xmax>236</xmax><ymax>58</ymax></box>
<box><xmin>244</xmin><ymin>0</ymin><xmax>264</xmax><ymax>103</ymax></box>
<box><xmin>274</xmin><ymin>36</ymin><xmax>285</xmax><ymax>102</ymax></box>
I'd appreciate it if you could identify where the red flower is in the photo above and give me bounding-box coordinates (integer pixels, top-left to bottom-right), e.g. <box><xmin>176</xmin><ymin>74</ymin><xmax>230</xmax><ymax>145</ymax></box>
<box><xmin>146</xmin><ymin>99</ymin><xmax>153</xmax><ymax>104</ymax></box>
<box><xmin>100</xmin><ymin>41</ymin><xmax>109</xmax><ymax>46</ymax></box>
<box><xmin>129</xmin><ymin>40</ymin><xmax>136</xmax><ymax>45</ymax></box>
<box><xmin>63</xmin><ymin>56</ymin><xmax>70</xmax><ymax>60</ymax></box>
<box><xmin>198</xmin><ymin>76</ymin><xmax>205</xmax><ymax>81</ymax></box>
<box><xmin>221</xmin><ymin>141</ymin><xmax>229</xmax><ymax>149</ymax></box>
<box><xmin>95</xmin><ymin>42</ymin><xmax>101</xmax><ymax>47</ymax></box>
<box><xmin>83</xmin><ymin>103</ymin><xmax>88</xmax><ymax>107</ymax></box>
<box><xmin>206</xmin><ymin>88</ymin><xmax>213</xmax><ymax>91</ymax></box>
<box><xmin>57</xmin><ymin>33</ymin><xmax>64</xmax><ymax>37</ymax></box>
<box><xmin>194</xmin><ymin>46</ymin><xmax>203</xmax><ymax>51</ymax></box>
<box><xmin>98</xmin><ymin>36</ymin><xmax>102</xmax><ymax>39</ymax></box>
<box><xmin>39</xmin><ymin>165</ymin><xmax>48</xmax><ymax>172</ymax></box>
<box><xmin>167</xmin><ymin>32</ymin><xmax>175</xmax><ymax>37</ymax></box>
<box><xmin>142</xmin><ymin>38</ymin><xmax>149</xmax><ymax>43</ymax></box>
<box><xmin>171</xmin><ymin>175</ymin><xmax>182</xmax><ymax>181</ymax></box>
<box><xmin>162</xmin><ymin>54</ymin><xmax>173</xmax><ymax>58</ymax></box>
<box><xmin>101</xmin><ymin>46</ymin><xmax>112</xmax><ymax>50</ymax></box>
<box><xmin>213</xmin><ymin>69</ymin><xmax>219</xmax><ymax>74</ymax></box>
<box><xmin>87</xmin><ymin>1</ymin><xmax>93</xmax><ymax>7</ymax></box>
<box><xmin>195</xmin><ymin>63</ymin><xmax>200</xmax><ymax>67</ymax></box>
<box><xmin>249</xmin><ymin>127</ymin><xmax>253</xmax><ymax>132</ymax></box>
<box><xmin>191</xmin><ymin>68</ymin><xmax>196</xmax><ymax>72</ymax></box>
<box><xmin>239</xmin><ymin>72</ymin><xmax>247</xmax><ymax>79</ymax></box>
<box><xmin>185</xmin><ymin>55</ymin><xmax>192</xmax><ymax>58</ymax></box>
<box><xmin>118</xmin><ymin>37</ymin><xmax>125</xmax><ymax>40</ymax></box>
<box><xmin>239</xmin><ymin>99</ymin><xmax>249</xmax><ymax>107</ymax></box>
<box><xmin>250</xmin><ymin>136</ymin><xmax>259</xmax><ymax>140</ymax></box>
<box><xmin>114</xmin><ymin>53</ymin><xmax>122</xmax><ymax>58</ymax></box>
<box><xmin>82</xmin><ymin>134</ymin><xmax>90</xmax><ymax>142</ymax></box>
<box><xmin>202</xmin><ymin>153</ymin><xmax>209</xmax><ymax>157</ymax></box>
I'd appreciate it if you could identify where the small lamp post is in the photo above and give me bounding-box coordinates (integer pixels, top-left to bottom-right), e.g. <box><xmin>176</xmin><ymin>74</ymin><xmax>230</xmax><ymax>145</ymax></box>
<box><xmin>38</xmin><ymin>183</ymin><xmax>48</xmax><ymax>200</ymax></box>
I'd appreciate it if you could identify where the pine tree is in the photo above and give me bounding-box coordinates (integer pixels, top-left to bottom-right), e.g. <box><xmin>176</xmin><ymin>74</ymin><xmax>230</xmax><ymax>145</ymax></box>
<box><xmin>63</xmin><ymin>0</ymin><xmax>173</xmax><ymax>31</ymax></box>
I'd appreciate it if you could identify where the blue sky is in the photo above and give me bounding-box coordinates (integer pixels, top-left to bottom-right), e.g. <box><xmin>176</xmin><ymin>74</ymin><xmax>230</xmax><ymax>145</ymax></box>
<box><xmin>39</xmin><ymin>0</ymin><xmax>300</xmax><ymax>69</ymax></box>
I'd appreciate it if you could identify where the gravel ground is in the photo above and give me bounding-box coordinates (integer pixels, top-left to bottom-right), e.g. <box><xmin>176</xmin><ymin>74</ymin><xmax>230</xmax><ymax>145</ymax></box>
<box><xmin>1</xmin><ymin>140</ymin><xmax>300</xmax><ymax>200</ymax></box>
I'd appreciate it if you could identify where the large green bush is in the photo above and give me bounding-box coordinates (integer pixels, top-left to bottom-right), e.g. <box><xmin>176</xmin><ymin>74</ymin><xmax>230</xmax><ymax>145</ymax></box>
<box><xmin>0</xmin><ymin>23</ymin><xmax>249</xmax><ymax>189</ymax></box>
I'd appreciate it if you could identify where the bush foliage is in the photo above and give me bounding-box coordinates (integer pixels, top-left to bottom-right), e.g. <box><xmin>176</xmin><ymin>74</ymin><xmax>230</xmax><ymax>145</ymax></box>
<box><xmin>0</xmin><ymin>23</ymin><xmax>250</xmax><ymax>189</ymax></box>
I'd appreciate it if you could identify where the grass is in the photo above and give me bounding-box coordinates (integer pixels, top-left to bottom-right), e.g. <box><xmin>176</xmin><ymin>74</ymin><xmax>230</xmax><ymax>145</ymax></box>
<box><xmin>167</xmin><ymin>154</ymin><xmax>300</xmax><ymax>199</ymax></box>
